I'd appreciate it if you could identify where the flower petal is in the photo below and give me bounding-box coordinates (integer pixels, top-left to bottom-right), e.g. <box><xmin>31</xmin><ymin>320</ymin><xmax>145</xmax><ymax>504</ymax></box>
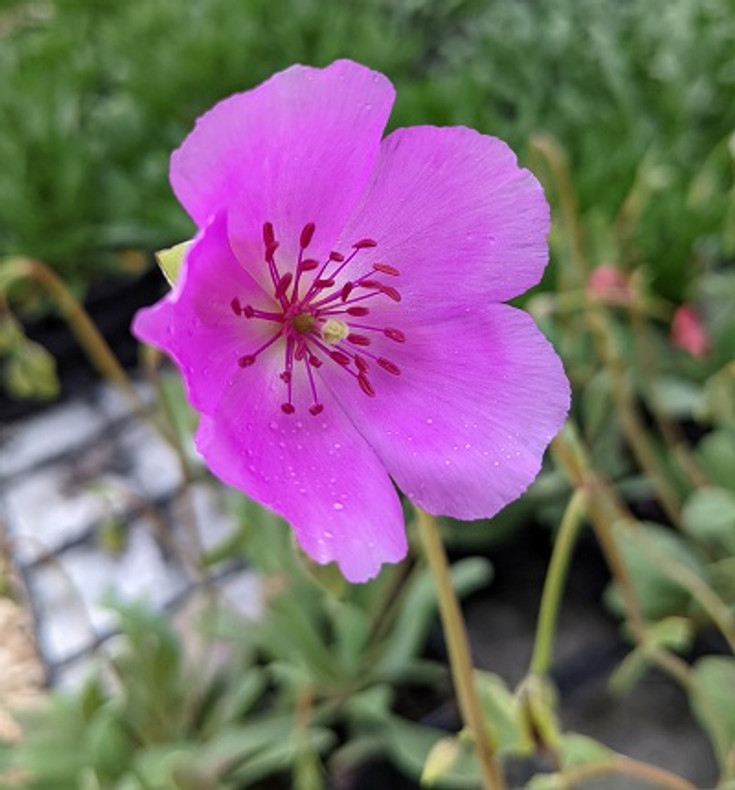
<box><xmin>334</xmin><ymin>125</ymin><xmax>550</xmax><ymax>308</ymax></box>
<box><xmin>195</xmin><ymin>372</ymin><xmax>407</xmax><ymax>584</ymax></box>
<box><xmin>171</xmin><ymin>60</ymin><xmax>395</xmax><ymax>269</ymax></box>
<box><xmin>132</xmin><ymin>212</ymin><xmax>273</xmax><ymax>414</ymax></box>
<box><xmin>321</xmin><ymin>304</ymin><xmax>569</xmax><ymax>520</ymax></box>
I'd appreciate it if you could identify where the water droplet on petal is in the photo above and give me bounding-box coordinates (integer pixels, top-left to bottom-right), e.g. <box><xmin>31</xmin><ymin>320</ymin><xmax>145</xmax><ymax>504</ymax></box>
<box><xmin>333</xmin><ymin>502</ymin><xmax>344</xmax><ymax>511</ymax></box>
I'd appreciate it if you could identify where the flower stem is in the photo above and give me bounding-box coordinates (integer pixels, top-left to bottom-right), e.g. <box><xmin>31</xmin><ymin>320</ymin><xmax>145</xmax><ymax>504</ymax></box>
<box><xmin>414</xmin><ymin>506</ymin><xmax>506</xmax><ymax>790</ymax></box>
<box><xmin>2</xmin><ymin>257</ymin><xmax>153</xmax><ymax>422</ymax></box>
<box><xmin>530</xmin><ymin>488</ymin><xmax>588</xmax><ymax>676</ymax></box>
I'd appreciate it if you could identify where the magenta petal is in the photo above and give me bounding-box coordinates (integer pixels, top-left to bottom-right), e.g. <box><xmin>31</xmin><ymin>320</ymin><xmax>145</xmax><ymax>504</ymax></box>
<box><xmin>335</xmin><ymin>125</ymin><xmax>550</xmax><ymax>308</ymax></box>
<box><xmin>132</xmin><ymin>212</ymin><xmax>272</xmax><ymax>414</ymax></box>
<box><xmin>195</xmin><ymin>377</ymin><xmax>407</xmax><ymax>583</ymax></box>
<box><xmin>322</xmin><ymin>304</ymin><xmax>569</xmax><ymax>520</ymax></box>
<box><xmin>171</xmin><ymin>60</ymin><xmax>395</xmax><ymax>266</ymax></box>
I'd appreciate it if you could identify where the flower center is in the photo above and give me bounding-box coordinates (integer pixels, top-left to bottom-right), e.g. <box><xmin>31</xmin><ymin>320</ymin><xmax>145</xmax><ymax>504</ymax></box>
<box><xmin>230</xmin><ymin>221</ymin><xmax>406</xmax><ymax>416</ymax></box>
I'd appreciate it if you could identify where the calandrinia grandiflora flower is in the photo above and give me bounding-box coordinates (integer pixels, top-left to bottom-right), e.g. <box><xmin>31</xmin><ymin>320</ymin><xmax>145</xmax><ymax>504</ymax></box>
<box><xmin>133</xmin><ymin>60</ymin><xmax>570</xmax><ymax>582</ymax></box>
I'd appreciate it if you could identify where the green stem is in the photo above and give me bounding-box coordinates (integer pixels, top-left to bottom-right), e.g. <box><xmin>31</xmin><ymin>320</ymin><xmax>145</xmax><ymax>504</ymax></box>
<box><xmin>2</xmin><ymin>257</ymin><xmax>172</xmax><ymax>441</ymax></box>
<box><xmin>530</xmin><ymin>488</ymin><xmax>588</xmax><ymax>676</ymax></box>
<box><xmin>414</xmin><ymin>506</ymin><xmax>506</xmax><ymax>790</ymax></box>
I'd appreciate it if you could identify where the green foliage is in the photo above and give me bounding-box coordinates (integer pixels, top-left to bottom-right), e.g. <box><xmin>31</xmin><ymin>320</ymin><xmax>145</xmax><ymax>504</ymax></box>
<box><xmin>1</xmin><ymin>0</ymin><xmax>733</xmax><ymax>298</ymax></box>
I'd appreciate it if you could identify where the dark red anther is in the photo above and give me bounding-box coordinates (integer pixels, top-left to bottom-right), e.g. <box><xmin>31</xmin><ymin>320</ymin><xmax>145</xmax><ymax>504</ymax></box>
<box><xmin>378</xmin><ymin>285</ymin><xmax>401</xmax><ymax>302</ymax></box>
<box><xmin>242</xmin><ymin>304</ymin><xmax>255</xmax><ymax>319</ymax></box>
<box><xmin>300</xmin><ymin>222</ymin><xmax>316</xmax><ymax>249</ymax></box>
<box><xmin>373</xmin><ymin>263</ymin><xmax>400</xmax><ymax>276</ymax></box>
<box><xmin>300</xmin><ymin>259</ymin><xmax>319</xmax><ymax>272</ymax></box>
<box><xmin>346</xmin><ymin>306</ymin><xmax>369</xmax><ymax>316</ymax></box>
<box><xmin>377</xmin><ymin>358</ymin><xmax>401</xmax><ymax>376</ymax></box>
<box><xmin>340</xmin><ymin>282</ymin><xmax>354</xmax><ymax>302</ymax></box>
<box><xmin>309</xmin><ymin>355</ymin><xmax>323</xmax><ymax>368</ymax></box>
<box><xmin>238</xmin><ymin>355</ymin><xmax>256</xmax><ymax>367</ymax></box>
<box><xmin>354</xmin><ymin>355</ymin><xmax>369</xmax><ymax>373</ymax></box>
<box><xmin>294</xmin><ymin>345</ymin><xmax>306</xmax><ymax>361</ymax></box>
<box><xmin>384</xmin><ymin>327</ymin><xmax>406</xmax><ymax>342</ymax></box>
<box><xmin>309</xmin><ymin>404</ymin><xmax>324</xmax><ymax>416</ymax></box>
<box><xmin>275</xmin><ymin>272</ymin><xmax>293</xmax><ymax>299</ymax></box>
<box><xmin>358</xmin><ymin>374</ymin><xmax>376</xmax><ymax>397</ymax></box>
<box><xmin>353</xmin><ymin>238</ymin><xmax>377</xmax><ymax>249</ymax></box>
<box><xmin>314</xmin><ymin>278</ymin><xmax>335</xmax><ymax>289</ymax></box>
<box><xmin>329</xmin><ymin>251</ymin><xmax>345</xmax><ymax>262</ymax></box>
<box><xmin>358</xmin><ymin>279</ymin><xmax>380</xmax><ymax>290</ymax></box>
<box><xmin>262</xmin><ymin>222</ymin><xmax>275</xmax><ymax>245</ymax></box>
<box><xmin>265</xmin><ymin>240</ymin><xmax>279</xmax><ymax>260</ymax></box>
<box><xmin>280</xmin><ymin>371</ymin><xmax>291</xmax><ymax>383</ymax></box>
<box><xmin>330</xmin><ymin>350</ymin><xmax>350</xmax><ymax>366</ymax></box>
<box><xmin>347</xmin><ymin>333</ymin><xmax>371</xmax><ymax>347</ymax></box>
<box><xmin>230</xmin><ymin>298</ymin><xmax>242</xmax><ymax>315</ymax></box>
<box><xmin>281</xmin><ymin>403</ymin><xmax>295</xmax><ymax>414</ymax></box>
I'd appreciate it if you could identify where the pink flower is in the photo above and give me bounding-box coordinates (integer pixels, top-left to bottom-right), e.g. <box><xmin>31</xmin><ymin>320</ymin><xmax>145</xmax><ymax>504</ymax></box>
<box><xmin>670</xmin><ymin>304</ymin><xmax>711</xmax><ymax>358</ymax></box>
<box><xmin>587</xmin><ymin>265</ymin><xmax>632</xmax><ymax>306</ymax></box>
<box><xmin>133</xmin><ymin>60</ymin><xmax>569</xmax><ymax>582</ymax></box>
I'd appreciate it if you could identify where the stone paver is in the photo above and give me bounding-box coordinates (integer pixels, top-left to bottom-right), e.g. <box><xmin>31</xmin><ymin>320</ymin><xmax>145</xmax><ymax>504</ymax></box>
<box><xmin>0</xmin><ymin>400</ymin><xmax>105</xmax><ymax>479</ymax></box>
<box><xmin>0</xmin><ymin>380</ymin><xmax>259</xmax><ymax>685</ymax></box>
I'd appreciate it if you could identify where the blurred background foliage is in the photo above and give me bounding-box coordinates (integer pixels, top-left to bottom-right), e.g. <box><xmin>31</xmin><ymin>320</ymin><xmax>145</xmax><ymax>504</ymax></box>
<box><xmin>1</xmin><ymin>0</ymin><xmax>734</xmax><ymax>297</ymax></box>
<box><xmin>2</xmin><ymin>0</ymin><xmax>735</xmax><ymax>788</ymax></box>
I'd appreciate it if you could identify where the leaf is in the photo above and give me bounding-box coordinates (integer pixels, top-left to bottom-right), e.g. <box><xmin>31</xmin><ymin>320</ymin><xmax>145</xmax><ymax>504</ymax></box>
<box><xmin>651</xmin><ymin>377</ymin><xmax>706</xmax><ymax>420</ymax></box>
<box><xmin>384</xmin><ymin>717</ymin><xmax>479</xmax><ymax>789</ymax></box>
<box><xmin>155</xmin><ymin>240</ymin><xmax>192</xmax><ymax>286</ymax></box>
<box><xmin>477</xmin><ymin>672</ymin><xmax>534</xmax><ymax>756</ymax></box>
<box><xmin>581</xmin><ymin>369</ymin><xmax>613</xmax><ymax>440</ymax></box>
<box><xmin>610</xmin><ymin>616</ymin><xmax>694</xmax><ymax>693</ymax></box>
<box><xmin>690</xmin><ymin>656</ymin><xmax>735</xmax><ymax>771</ymax></box>
<box><xmin>696</xmin><ymin>429</ymin><xmax>735</xmax><ymax>491</ymax></box>
<box><xmin>558</xmin><ymin>733</ymin><xmax>612</xmax><ymax>768</ymax></box>
<box><xmin>422</xmin><ymin>736</ymin><xmax>464</xmax><ymax>787</ymax></box>
<box><xmin>682</xmin><ymin>487</ymin><xmax>735</xmax><ymax>556</ymax></box>
<box><xmin>377</xmin><ymin>558</ymin><xmax>493</xmax><ymax>679</ymax></box>
<box><xmin>604</xmin><ymin>521</ymin><xmax>708</xmax><ymax>620</ymax></box>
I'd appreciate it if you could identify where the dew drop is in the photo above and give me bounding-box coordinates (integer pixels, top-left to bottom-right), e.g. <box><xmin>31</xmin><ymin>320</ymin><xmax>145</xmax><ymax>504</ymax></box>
<box><xmin>269</xmin><ymin>421</ymin><xmax>279</xmax><ymax>431</ymax></box>
<box><xmin>426</xmin><ymin>418</ymin><xmax>433</xmax><ymax>425</ymax></box>
<box><xmin>333</xmin><ymin>502</ymin><xmax>344</xmax><ymax>511</ymax></box>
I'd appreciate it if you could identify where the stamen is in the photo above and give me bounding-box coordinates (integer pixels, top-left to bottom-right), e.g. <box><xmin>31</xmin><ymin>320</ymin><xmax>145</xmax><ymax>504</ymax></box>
<box><xmin>263</xmin><ymin>222</ymin><xmax>275</xmax><ymax>246</ymax></box>
<box><xmin>300</xmin><ymin>222</ymin><xmax>316</xmax><ymax>249</ymax></box>
<box><xmin>235</xmin><ymin>222</ymin><xmax>404</xmax><ymax>412</ymax></box>
<box><xmin>275</xmin><ymin>272</ymin><xmax>293</xmax><ymax>299</ymax></box>
<box><xmin>377</xmin><ymin>358</ymin><xmax>401</xmax><ymax>376</ymax></box>
<box><xmin>384</xmin><ymin>327</ymin><xmax>406</xmax><ymax>342</ymax></box>
<box><xmin>358</xmin><ymin>374</ymin><xmax>376</xmax><ymax>397</ymax></box>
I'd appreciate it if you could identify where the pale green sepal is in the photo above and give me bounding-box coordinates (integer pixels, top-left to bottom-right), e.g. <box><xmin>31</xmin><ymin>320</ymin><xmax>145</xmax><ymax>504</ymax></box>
<box><xmin>421</xmin><ymin>736</ymin><xmax>462</xmax><ymax>787</ymax></box>
<box><xmin>155</xmin><ymin>240</ymin><xmax>192</xmax><ymax>286</ymax></box>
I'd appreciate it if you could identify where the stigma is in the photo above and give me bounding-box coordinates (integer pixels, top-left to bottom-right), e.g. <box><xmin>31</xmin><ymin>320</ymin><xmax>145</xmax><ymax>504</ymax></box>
<box><xmin>230</xmin><ymin>221</ymin><xmax>406</xmax><ymax>415</ymax></box>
